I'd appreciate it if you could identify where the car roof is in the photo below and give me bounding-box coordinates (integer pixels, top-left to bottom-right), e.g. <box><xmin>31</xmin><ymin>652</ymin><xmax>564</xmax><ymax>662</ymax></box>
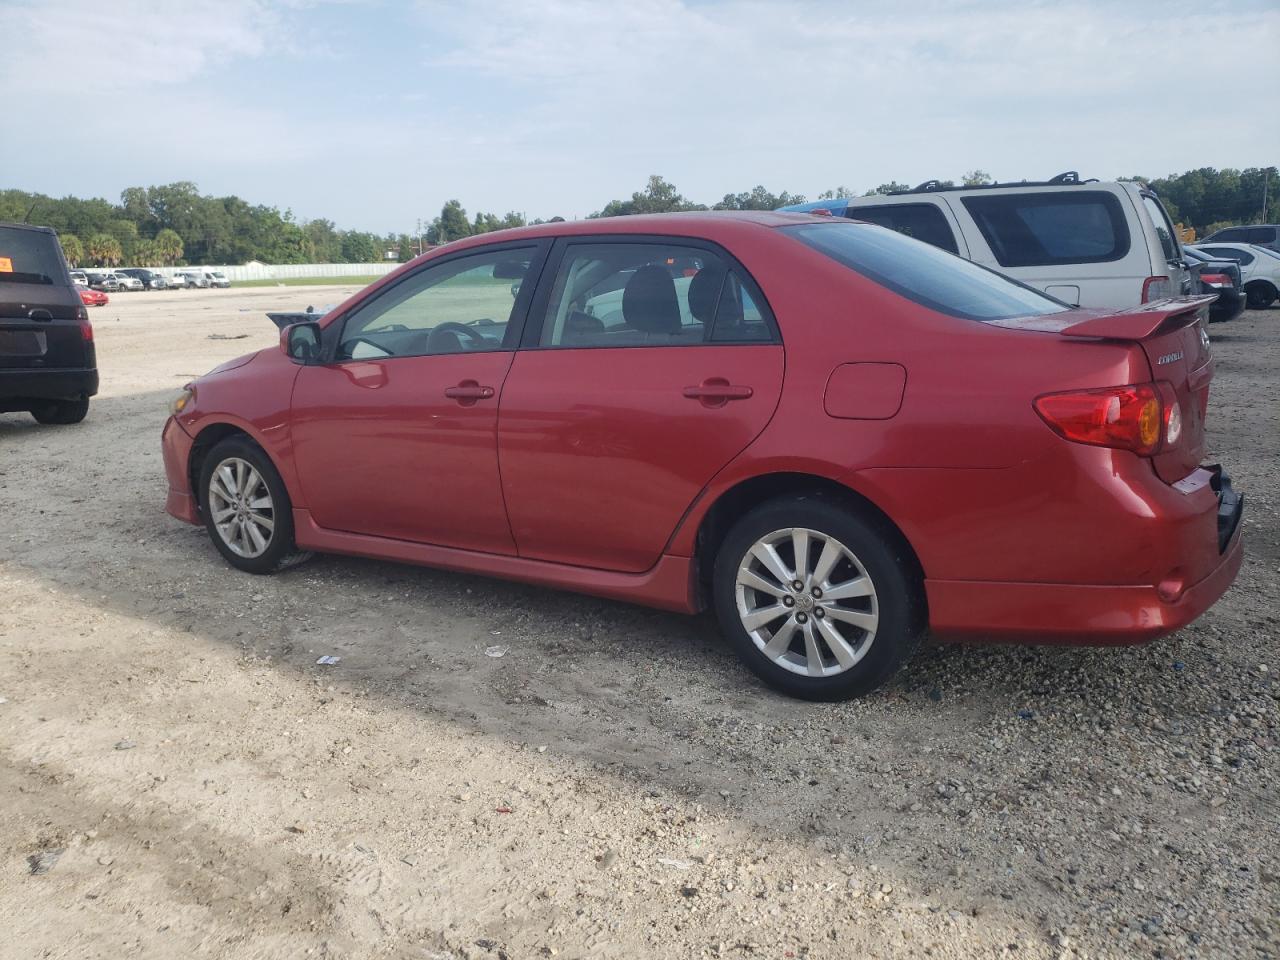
<box><xmin>0</xmin><ymin>220</ymin><xmax>57</xmax><ymax>236</ymax></box>
<box><xmin>438</xmin><ymin>210</ymin><xmax>825</xmax><ymax>249</ymax></box>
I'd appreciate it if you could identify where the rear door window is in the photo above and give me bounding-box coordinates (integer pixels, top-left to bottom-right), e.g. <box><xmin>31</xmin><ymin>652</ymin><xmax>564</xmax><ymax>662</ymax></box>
<box><xmin>0</xmin><ymin>226</ymin><xmax>65</xmax><ymax>285</ymax></box>
<box><xmin>843</xmin><ymin>203</ymin><xmax>959</xmax><ymax>253</ymax></box>
<box><xmin>785</xmin><ymin>221</ymin><xmax>1068</xmax><ymax>321</ymax></box>
<box><xmin>1202</xmin><ymin>247</ymin><xmax>1254</xmax><ymax>265</ymax></box>
<box><xmin>961</xmin><ymin>191</ymin><xmax>1130</xmax><ymax>267</ymax></box>
<box><xmin>536</xmin><ymin>242</ymin><xmax>776</xmax><ymax>347</ymax></box>
<box><xmin>1246</xmin><ymin>227</ymin><xmax>1277</xmax><ymax>244</ymax></box>
<box><xmin>1210</xmin><ymin>228</ymin><xmax>1248</xmax><ymax>242</ymax></box>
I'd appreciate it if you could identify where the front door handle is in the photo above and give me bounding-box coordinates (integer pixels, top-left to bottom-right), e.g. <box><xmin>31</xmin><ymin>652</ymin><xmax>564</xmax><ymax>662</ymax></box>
<box><xmin>444</xmin><ymin>380</ymin><xmax>496</xmax><ymax>406</ymax></box>
<box><xmin>683</xmin><ymin>378</ymin><xmax>753</xmax><ymax>407</ymax></box>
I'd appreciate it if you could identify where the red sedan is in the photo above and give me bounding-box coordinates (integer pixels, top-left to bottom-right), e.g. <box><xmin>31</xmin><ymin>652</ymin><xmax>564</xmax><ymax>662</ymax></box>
<box><xmin>161</xmin><ymin>212</ymin><xmax>1243</xmax><ymax>700</ymax></box>
<box><xmin>80</xmin><ymin>287</ymin><xmax>109</xmax><ymax>307</ymax></box>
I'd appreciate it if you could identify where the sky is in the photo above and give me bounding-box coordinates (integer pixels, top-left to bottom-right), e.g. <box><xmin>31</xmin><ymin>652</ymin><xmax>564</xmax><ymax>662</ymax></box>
<box><xmin>3</xmin><ymin>0</ymin><xmax>1278</xmax><ymax>235</ymax></box>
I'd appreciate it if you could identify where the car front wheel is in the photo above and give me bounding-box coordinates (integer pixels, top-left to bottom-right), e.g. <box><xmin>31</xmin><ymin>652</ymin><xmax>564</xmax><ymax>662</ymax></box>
<box><xmin>712</xmin><ymin>494</ymin><xmax>924</xmax><ymax>701</ymax></box>
<box><xmin>199</xmin><ymin>436</ymin><xmax>310</xmax><ymax>574</ymax></box>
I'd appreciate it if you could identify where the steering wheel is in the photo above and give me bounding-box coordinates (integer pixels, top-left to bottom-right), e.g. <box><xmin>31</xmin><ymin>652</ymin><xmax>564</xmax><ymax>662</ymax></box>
<box><xmin>428</xmin><ymin>321</ymin><xmax>493</xmax><ymax>350</ymax></box>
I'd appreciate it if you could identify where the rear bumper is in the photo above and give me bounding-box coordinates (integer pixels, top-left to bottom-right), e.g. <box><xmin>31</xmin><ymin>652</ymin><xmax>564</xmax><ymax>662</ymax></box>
<box><xmin>162</xmin><ymin>415</ymin><xmax>200</xmax><ymax>524</ymax></box>
<box><xmin>1208</xmin><ymin>289</ymin><xmax>1245</xmax><ymax>323</ymax></box>
<box><xmin>0</xmin><ymin>367</ymin><xmax>99</xmax><ymax>402</ymax></box>
<box><xmin>927</xmin><ymin>470</ymin><xmax>1244</xmax><ymax>645</ymax></box>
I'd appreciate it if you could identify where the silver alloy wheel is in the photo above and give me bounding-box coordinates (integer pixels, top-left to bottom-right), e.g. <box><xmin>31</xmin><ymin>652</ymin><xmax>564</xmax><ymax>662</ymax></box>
<box><xmin>208</xmin><ymin>457</ymin><xmax>275</xmax><ymax>559</ymax></box>
<box><xmin>734</xmin><ymin>527</ymin><xmax>879</xmax><ymax>677</ymax></box>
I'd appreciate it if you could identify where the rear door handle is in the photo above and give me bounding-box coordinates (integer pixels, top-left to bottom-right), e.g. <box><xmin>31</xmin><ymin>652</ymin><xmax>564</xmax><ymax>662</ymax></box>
<box><xmin>444</xmin><ymin>380</ymin><xmax>496</xmax><ymax>405</ymax></box>
<box><xmin>683</xmin><ymin>379</ymin><xmax>753</xmax><ymax>406</ymax></box>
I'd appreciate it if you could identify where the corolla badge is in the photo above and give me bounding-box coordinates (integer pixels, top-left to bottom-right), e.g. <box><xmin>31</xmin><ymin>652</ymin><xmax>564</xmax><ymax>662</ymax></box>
<box><xmin>1157</xmin><ymin>351</ymin><xmax>1184</xmax><ymax>365</ymax></box>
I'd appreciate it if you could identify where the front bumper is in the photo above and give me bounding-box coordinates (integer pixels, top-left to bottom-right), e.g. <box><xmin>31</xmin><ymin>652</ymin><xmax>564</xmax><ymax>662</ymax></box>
<box><xmin>161</xmin><ymin>415</ymin><xmax>200</xmax><ymax>524</ymax></box>
<box><xmin>927</xmin><ymin>468</ymin><xmax>1244</xmax><ymax>645</ymax></box>
<box><xmin>0</xmin><ymin>367</ymin><xmax>99</xmax><ymax>403</ymax></box>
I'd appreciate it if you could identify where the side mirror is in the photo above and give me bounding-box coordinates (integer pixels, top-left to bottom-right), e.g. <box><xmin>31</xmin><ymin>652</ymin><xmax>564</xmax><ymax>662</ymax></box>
<box><xmin>281</xmin><ymin>321</ymin><xmax>323</xmax><ymax>363</ymax></box>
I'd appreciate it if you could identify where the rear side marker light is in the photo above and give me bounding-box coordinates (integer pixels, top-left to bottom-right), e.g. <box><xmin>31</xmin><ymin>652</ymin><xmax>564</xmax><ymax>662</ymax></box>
<box><xmin>1034</xmin><ymin>382</ymin><xmax>1180</xmax><ymax>457</ymax></box>
<box><xmin>1142</xmin><ymin>276</ymin><xmax>1173</xmax><ymax>303</ymax></box>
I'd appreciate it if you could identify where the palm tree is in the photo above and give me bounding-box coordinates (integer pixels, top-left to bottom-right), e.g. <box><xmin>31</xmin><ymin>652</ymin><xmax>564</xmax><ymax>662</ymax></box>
<box><xmin>59</xmin><ymin>233</ymin><xmax>84</xmax><ymax>267</ymax></box>
<box><xmin>87</xmin><ymin>234</ymin><xmax>123</xmax><ymax>267</ymax></box>
<box><xmin>154</xmin><ymin>228</ymin><xmax>184</xmax><ymax>266</ymax></box>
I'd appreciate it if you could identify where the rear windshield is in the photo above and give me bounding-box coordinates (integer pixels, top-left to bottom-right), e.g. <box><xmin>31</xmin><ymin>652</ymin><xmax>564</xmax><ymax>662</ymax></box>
<box><xmin>961</xmin><ymin>191</ymin><xmax>1130</xmax><ymax>267</ymax></box>
<box><xmin>0</xmin><ymin>226</ymin><xmax>65</xmax><ymax>285</ymax></box>
<box><xmin>784</xmin><ymin>221</ymin><xmax>1069</xmax><ymax>321</ymax></box>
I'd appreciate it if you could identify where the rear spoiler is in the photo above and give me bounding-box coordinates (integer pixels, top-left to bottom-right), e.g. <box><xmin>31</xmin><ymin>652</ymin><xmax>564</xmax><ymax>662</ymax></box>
<box><xmin>1058</xmin><ymin>296</ymin><xmax>1215</xmax><ymax>341</ymax></box>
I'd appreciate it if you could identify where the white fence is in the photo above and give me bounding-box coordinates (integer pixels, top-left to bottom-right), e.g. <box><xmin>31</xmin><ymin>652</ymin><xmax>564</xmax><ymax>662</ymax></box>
<box><xmin>160</xmin><ymin>262</ymin><xmax>402</xmax><ymax>283</ymax></box>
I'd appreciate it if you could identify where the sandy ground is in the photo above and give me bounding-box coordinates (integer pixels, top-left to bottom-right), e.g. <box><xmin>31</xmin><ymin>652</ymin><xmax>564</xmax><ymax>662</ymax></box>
<box><xmin>0</xmin><ymin>287</ymin><xmax>1276</xmax><ymax>960</ymax></box>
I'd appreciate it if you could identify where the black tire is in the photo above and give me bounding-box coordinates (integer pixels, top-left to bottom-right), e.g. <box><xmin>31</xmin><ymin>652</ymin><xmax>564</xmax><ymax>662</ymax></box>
<box><xmin>1245</xmin><ymin>281</ymin><xmax>1277</xmax><ymax>310</ymax></box>
<box><xmin>198</xmin><ymin>435</ymin><xmax>310</xmax><ymax>574</ymax></box>
<box><xmin>30</xmin><ymin>398</ymin><xmax>89</xmax><ymax>425</ymax></box>
<box><xmin>712</xmin><ymin>493</ymin><xmax>925</xmax><ymax>701</ymax></box>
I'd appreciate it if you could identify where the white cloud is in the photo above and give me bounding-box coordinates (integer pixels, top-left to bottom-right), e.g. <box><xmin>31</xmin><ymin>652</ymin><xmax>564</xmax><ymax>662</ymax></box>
<box><xmin>2</xmin><ymin>0</ymin><xmax>280</xmax><ymax>95</ymax></box>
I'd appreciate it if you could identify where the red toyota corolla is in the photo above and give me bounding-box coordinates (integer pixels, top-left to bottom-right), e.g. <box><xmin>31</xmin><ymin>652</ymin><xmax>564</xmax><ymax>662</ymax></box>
<box><xmin>161</xmin><ymin>212</ymin><xmax>1243</xmax><ymax>700</ymax></box>
<box><xmin>80</xmin><ymin>287</ymin><xmax>109</xmax><ymax>307</ymax></box>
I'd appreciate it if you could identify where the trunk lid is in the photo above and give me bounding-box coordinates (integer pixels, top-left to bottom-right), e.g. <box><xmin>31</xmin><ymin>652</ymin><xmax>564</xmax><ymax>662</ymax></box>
<box><xmin>991</xmin><ymin>296</ymin><xmax>1215</xmax><ymax>484</ymax></box>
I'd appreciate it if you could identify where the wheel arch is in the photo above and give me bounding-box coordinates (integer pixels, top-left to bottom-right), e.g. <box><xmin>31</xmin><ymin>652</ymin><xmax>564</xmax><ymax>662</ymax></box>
<box><xmin>187</xmin><ymin>420</ymin><xmax>292</xmax><ymax>512</ymax></box>
<box><xmin>687</xmin><ymin>471</ymin><xmax>926</xmax><ymax>608</ymax></box>
<box><xmin>1244</xmin><ymin>277</ymin><xmax>1278</xmax><ymax>300</ymax></box>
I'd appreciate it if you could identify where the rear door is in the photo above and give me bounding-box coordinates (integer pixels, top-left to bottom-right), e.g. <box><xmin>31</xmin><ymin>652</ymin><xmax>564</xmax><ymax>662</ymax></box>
<box><xmin>497</xmin><ymin>237</ymin><xmax>784</xmax><ymax>573</ymax></box>
<box><xmin>0</xmin><ymin>226</ymin><xmax>88</xmax><ymax>374</ymax></box>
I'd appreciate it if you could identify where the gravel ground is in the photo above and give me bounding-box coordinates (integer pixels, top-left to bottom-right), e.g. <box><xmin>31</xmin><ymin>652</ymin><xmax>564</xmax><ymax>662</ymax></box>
<box><xmin>0</xmin><ymin>288</ymin><xmax>1276</xmax><ymax>960</ymax></box>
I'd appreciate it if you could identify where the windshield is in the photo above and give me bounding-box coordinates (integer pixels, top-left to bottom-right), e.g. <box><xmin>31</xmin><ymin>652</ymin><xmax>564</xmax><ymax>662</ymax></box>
<box><xmin>783</xmin><ymin>221</ymin><xmax>1069</xmax><ymax>321</ymax></box>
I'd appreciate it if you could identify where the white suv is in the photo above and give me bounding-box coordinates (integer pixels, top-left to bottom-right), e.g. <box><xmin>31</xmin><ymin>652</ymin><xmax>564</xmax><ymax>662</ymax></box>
<box><xmin>780</xmin><ymin>172</ymin><xmax>1191</xmax><ymax>309</ymax></box>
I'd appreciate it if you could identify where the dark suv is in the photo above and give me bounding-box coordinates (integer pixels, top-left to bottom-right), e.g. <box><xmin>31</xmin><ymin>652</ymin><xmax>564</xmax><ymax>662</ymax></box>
<box><xmin>1201</xmin><ymin>224</ymin><xmax>1280</xmax><ymax>252</ymax></box>
<box><xmin>0</xmin><ymin>223</ymin><xmax>98</xmax><ymax>424</ymax></box>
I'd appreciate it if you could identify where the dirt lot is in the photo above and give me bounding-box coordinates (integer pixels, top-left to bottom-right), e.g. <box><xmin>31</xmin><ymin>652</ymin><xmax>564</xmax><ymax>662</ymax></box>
<box><xmin>1</xmin><ymin>287</ymin><xmax>1276</xmax><ymax>960</ymax></box>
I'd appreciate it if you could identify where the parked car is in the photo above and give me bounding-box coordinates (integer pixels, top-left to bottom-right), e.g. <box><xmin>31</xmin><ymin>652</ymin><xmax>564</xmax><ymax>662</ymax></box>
<box><xmin>1200</xmin><ymin>223</ymin><xmax>1280</xmax><ymax>253</ymax></box>
<box><xmin>86</xmin><ymin>272</ymin><xmax>119</xmax><ymax>292</ymax></box>
<box><xmin>160</xmin><ymin>212</ymin><xmax>1242</xmax><ymax>701</ymax></box>
<box><xmin>0</xmin><ymin>222</ymin><xmax>98</xmax><ymax>424</ymax></box>
<box><xmin>207</xmin><ymin>271</ymin><xmax>231</xmax><ymax>288</ymax></box>
<box><xmin>166</xmin><ymin>272</ymin><xmax>191</xmax><ymax>289</ymax></box>
<box><xmin>1181</xmin><ymin>247</ymin><xmax>1244</xmax><ymax>322</ymax></box>
<box><xmin>1187</xmin><ymin>242</ymin><xmax>1280</xmax><ymax>309</ymax></box>
<box><xmin>69</xmin><ymin>270</ymin><xmax>88</xmax><ymax>287</ymax></box>
<box><xmin>778</xmin><ymin>172</ymin><xmax>1192</xmax><ymax>310</ymax></box>
<box><xmin>118</xmin><ymin>268</ymin><xmax>167</xmax><ymax>290</ymax></box>
<box><xmin>176</xmin><ymin>270</ymin><xmax>209</xmax><ymax>289</ymax></box>
<box><xmin>79</xmin><ymin>287</ymin><xmax>109</xmax><ymax>307</ymax></box>
<box><xmin>110</xmin><ymin>271</ymin><xmax>144</xmax><ymax>292</ymax></box>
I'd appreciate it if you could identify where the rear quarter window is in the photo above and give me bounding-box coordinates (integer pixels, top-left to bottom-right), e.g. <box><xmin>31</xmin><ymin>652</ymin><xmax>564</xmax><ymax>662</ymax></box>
<box><xmin>784</xmin><ymin>221</ymin><xmax>1069</xmax><ymax>321</ymax></box>
<box><xmin>961</xmin><ymin>191</ymin><xmax>1130</xmax><ymax>267</ymax></box>
<box><xmin>0</xmin><ymin>226</ymin><xmax>65</xmax><ymax>285</ymax></box>
<box><xmin>843</xmin><ymin>202</ymin><xmax>960</xmax><ymax>254</ymax></box>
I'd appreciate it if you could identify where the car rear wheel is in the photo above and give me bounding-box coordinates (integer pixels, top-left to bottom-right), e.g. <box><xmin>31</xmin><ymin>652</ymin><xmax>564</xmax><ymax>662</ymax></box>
<box><xmin>712</xmin><ymin>494</ymin><xmax>924</xmax><ymax>701</ymax></box>
<box><xmin>1245</xmin><ymin>281</ymin><xmax>1277</xmax><ymax>309</ymax></box>
<box><xmin>30</xmin><ymin>398</ymin><xmax>89</xmax><ymax>425</ymax></box>
<box><xmin>199</xmin><ymin>436</ymin><xmax>310</xmax><ymax>574</ymax></box>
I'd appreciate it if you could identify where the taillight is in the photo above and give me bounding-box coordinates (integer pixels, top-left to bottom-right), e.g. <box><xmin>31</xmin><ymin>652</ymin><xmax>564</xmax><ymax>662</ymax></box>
<box><xmin>76</xmin><ymin>305</ymin><xmax>93</xmax><ymax>341</ymax></box>
<box><xmin>1034</xmin><ymin>382</ymin><xmax>1180</xmax><ymax>456</ymax></box>
<box><xmin>1142</xmin><ymin>276</ymin><xmax>1173</xmax><ymax>303</ymax></box>
<box><xmin>1199</xmin><ymin>273</ymin><xmax>1232</xmax><ymax>288</ymax></box>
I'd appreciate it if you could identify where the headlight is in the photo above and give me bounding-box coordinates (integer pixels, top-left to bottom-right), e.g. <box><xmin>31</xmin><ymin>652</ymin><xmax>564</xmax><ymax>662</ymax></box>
<box><xmin>170</xmin><ymin>385</ymin><xmax>195</xmax><ymax>416</ymax></box>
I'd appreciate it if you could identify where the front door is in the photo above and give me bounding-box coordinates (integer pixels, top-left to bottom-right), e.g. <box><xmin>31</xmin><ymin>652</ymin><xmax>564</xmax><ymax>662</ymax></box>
<box><xmin>498</xmin><ymin>238</ymin><xmax>785</xmax><ymax>573</ymax></box>
<box><xmin>290</xmin><ymin>244</ymin><xmax>545</xmax><ymax>554</ymax></box>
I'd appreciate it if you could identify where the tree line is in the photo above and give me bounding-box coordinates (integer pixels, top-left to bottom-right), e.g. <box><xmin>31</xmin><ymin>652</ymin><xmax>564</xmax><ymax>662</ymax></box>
<box><xmin>2</xmin><ymin>166</ymin><xmax>1272</xmax><ymax>268</ymax></box>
